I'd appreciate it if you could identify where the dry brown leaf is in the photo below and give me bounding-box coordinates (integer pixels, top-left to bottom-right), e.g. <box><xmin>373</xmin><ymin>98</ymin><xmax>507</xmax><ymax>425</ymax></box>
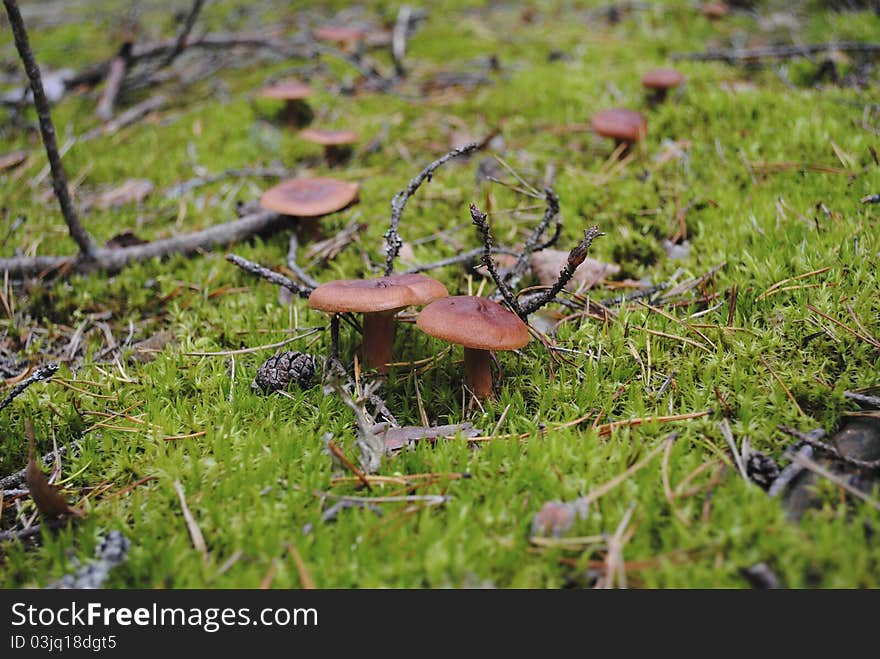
<box><xmin>371</xmin><ymin>423</ymin><xmax>480</xmax><ymax>452</ymax></box>
<box><xmin>96</xmin><ymin>179</ymin><xmax>154</xmax><ymax>209</ymax></box>
<box><xmin>25</xmin><ymin>420</ymin><xmax>83</xmax><ymax>520</ymax></box>
<box><xmin>0</xmin><ymin>150</ymin><xmax>27</xmax><ymax>172</ymax></box>
<box><xmin>530</xmin><ymin>249</ymin><xmax>620</xmax><ymax>290</ymax></box>
<box><xmin>129</xmin><ymin>330</ymin><xmax>177</xmax><ymax>364</ymax></box>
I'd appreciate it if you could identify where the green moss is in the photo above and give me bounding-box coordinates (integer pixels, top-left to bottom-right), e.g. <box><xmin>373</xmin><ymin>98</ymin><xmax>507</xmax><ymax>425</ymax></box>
<box><xmin>1</xmin><ymin>0</ymin><xmax>879</xmax><ymax>588</ymax></box>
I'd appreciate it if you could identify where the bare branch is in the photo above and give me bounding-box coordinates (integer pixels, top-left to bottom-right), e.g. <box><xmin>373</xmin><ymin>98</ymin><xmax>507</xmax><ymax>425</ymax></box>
<box><xmin>384</xmin><ymin>141</ymin><xmax>484</xmax><ymax>275</ymax></box>
<box><xmin>0</xmin><ymin>209</ymin><xmax>286</xmax><ymax>279</ymax></box>
<box><xmin>519</xmin><ymin>226</ymin><xmax>603</xmax><ymax>317</ymax></box>
<box><xmin>674</xmin><ymin>42</ymin><xmax>880</xmax><ymax>63</ymax></box>
<box><xmin>0</xmin><ymin>362</ymin><xmax>59</xmax><ymax>414</ymax></box>
<box><xmin>469</xmin><ymin>204</ymin><xmax>524</xmax><ymax>317</ymax></box>
<box><xmin>225</xmin><ymin>252</ymin><xmax>313</xmax><ymax>299</ymax></box>
<box><xmin>497</xmin><ymin>187</ymin><xmax>561</xmax><ymax>295</ymax></box>
<box><xmin>3</xmin><ymin>0</ymin><xmax>98</xmax><ymax>259</ymax></box>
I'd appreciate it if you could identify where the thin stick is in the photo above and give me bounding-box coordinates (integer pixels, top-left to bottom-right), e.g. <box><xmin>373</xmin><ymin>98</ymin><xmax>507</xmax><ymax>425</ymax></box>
<box><xmin>501</xmin><ymin>188</ymin><xmax>561</xmax><ymax>294</ymax></box>
<box><xmin>95</xmin><ymin>42</ymin><xmax>132</xmax><ymax>121</ymax></box>
<box><xmin>470</xmin><ymin>204</ymin><xmax>524</xmax><ymax>316</ymax></box>
<box><xmin>384</xmin><ymin>141</ymin><xmax>483</xmax><ymax>275</ymax></box>
<box><xmin>286</xmin><ymin>543</ymin><xmax>316</xmax><ymax>589</ymax></box>
<box><xmin>225</xmin><ymin>252</ymin><xmax>314</xmax><ymax>298</ymax></box>
<box><xmin>286</xmin><ymin>230</ymin><xmax>320</xmax><ymax>289</ymax></box>
<box><xmin>778</xmin><ymin>425</ymin><xmax>880</xmax><ymax>470</ymax></box>
<box><xmin>183</xmin><ymin>328</ymin><xmax>321</xmax><ymax>356</ymax></box>
<box><xmin>325</xmin><ymin>439</ymin><xmax>372</xmax><ymax>491</ymax></box>
<box><xmin>639</xmin><ymin>301</ymin><xmax>716</xmax><ymax>350</ymax></box>
<box><xmin>580</xmin><ymin>434</ymin><xmax>677</xmax><ymax>507</ymax></box>
<box><xmin>719</xmin><ymin>419</ymin><xmax>748</xmax><ymax>480</ymax></box>
<box><xmin>673</xmin><ymin>42</ymin><xmax>880</xmax><ymax>63</ymax></box>
<box><xmin>756</xmin><ymin>267</ymin><xmax>831</xmax><ymax>301</ymax></box>
<box><xmin>0</xmin><ymin>210</ymin><xmax>288</xmax><ymax>279</ymax></box>
<box><xmin>806</xmin><ymin>304</ymin><xmax>880</xmax><ymax>349</ymax></box>
<box><xmin>595</xmin><ymin>410</ymin><xmax>711</xmax><ymax>437</ymax></box>
<box><xmin>628</xmin><ymin>326</ymin><xmax>712</xmax><ymax>353</ymax></box>
<box><xmin>156</xmin><ymin>0</ymin><xmax>206</xmax><ymax>70</ymax></box>
<box><xmin>518</xmin><ymin>226</ymin><xmax>603</xmax><ymax>317</ymax></box>
<box><xmin>0</xmin><ymin>362</ymin><xmax>59</xmax><ymax>413</ymax></box>
<box><xmin>844</xmin><ymin>391</ymin><xmax>880</xmax><ymax>409</ymax></box>
<box><xmin>173</xmin><ymin>480</ymin><xmax>207</xmax><ymax>559</ymax></box>
<box><xmin>3</xmin><ymin>0</ymin><xmax>97</xmax><ymax>259</ymax></box>
<box><xmin>788</xmin><ymin>451</ymin><xmax>880</xmax><ymax>512</ymax></box>
<box><xmin>759</xmin><ymin>356</ymin><xmax>806</xmax><ymax>417</ymax></box>
<box><xmin>315</xmin><ymin>491</ymin><xmax>450</xmax><ymax>505</ymax></box>
<box><xmin>391</xmin><ymin>4</ymin><xmax>412</xmax><ymax>77</ymax></box>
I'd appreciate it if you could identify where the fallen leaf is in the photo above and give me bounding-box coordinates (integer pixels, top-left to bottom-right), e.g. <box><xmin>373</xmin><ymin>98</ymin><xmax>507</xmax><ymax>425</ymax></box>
<box><xmin>530</xmin><ymin>499</ymin><xmax>589</xmax><ymax>537</ymax></box>
<box><xmin>105</xmin><ymin>230</ymin><xmax>148</xmax><ymax>249</ymax></box>
<box><xmin>96</xmin><ymin>179</ymin><xmax>154</xmax><ymax>209</ymax></box>
<box><xmin>661</xmin><ymin>239</ymin><xmax>691</xmax><ymax>260</ymax></box>
<box><xmin>0</xmin><ymin>150</ymin><xmax>27</xmax><ymax>172</ymax></box>
<box><xmin>128</xmin><ymin>330</ymin><xmax>177</xmax><ymax>364</ymax></box>
<box><xmin>371</xmin><ymin>423</ymin><xmax>480</xmax><ymax>452</ymax></box>
<box><xmin>530</xmin><ymin>249</ymin><xmax>620</xmax><ymax>290</ymax></box>
<box><xmin>25</xmin><ymin>421</ymin><xmax>83</xmax><ymax>520</ymax></box>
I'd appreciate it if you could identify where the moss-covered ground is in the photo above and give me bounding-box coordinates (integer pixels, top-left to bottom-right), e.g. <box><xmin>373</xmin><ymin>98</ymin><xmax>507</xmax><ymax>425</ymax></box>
<box><xmin>1</xmin><ymin>0</ymin><xmax>879</xmax><ymax>588</ymax></box>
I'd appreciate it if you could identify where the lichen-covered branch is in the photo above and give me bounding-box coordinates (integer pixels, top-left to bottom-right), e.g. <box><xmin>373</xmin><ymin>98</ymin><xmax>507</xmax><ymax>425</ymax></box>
<box><xmin>518</xmin><ymin>226</ymin><xmax>603</xmax><ymax>317</ymax></box>
<box><xmin>469</xmin><ymin>204</ymin><xmax>525</xmax><ymax>317</ymax></box>
<box><xmin>225</xmin><ymin>252</ymin><xmax>314</xmax><ymax>299</ymax></box>
<box><xmin>499</xmin><ymin>187</ymin><xmax>561</xmax><ymax>294</ymax></box>
<box><xmin>3</xmin><ymin>0</ymin><xmax>98</xmax><ymax>260</ymax></box>
<box><xmin>0</xmin><ymin>362</ymin><xmax>59</xmax><ymax>414</ymax></box>
<box><xmin>383</xmin><ymin>141</ymin><xmax>484</xmax><ymax>275</ymax></box>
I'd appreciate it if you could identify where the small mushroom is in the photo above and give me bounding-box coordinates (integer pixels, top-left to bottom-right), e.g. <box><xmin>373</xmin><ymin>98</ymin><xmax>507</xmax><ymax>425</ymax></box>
<box><xmin>299</xmin><ymin>128</ymin><xmax>359</xmax><ymax>166</ymax></box>
<box><xmin>641</xmin><ymin>68</ymin><xmax>685</xmax><ymax>103</ymax></box>
<box><xmin>260</xmin><ymin>177</ymin><xmax>359</xmax><ymax>217</ymax></box>
<box><xmin>308</xmin><ymin>274</ymin><xmax>448</xmax><ymax>374</ymax></box>
<box><xmin>259</xmin><ymin>80</ymin><xmax>314</xmax><ymax>128</ymax></box>
<box><xmin>590</xmin><ymin>108</ymin><xmax>647</xmax><ymax>155</ymax></box>
<box><xmin>701</xmin><ymin>1</ymin><xmax>729</xmax><ymax>19</ymax></box>
<box><xmin>416</xmin><ymin>296</ymin><xmax>529</xmax><ymax>399</ymax></box>
<box><xmin>260</xmin><ymin>178</ymin><xmax>359</xmax><ymax>240</ymax></box>
<box><xmin>313</xmin><ymin>25</ymin><xmax>367</xmax><ymax>54</ymax></box>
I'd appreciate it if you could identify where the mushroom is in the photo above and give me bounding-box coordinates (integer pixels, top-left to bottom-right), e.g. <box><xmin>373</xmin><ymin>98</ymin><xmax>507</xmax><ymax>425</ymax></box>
<box><xmin>313</xmin><ymin>25</ymin><xmax>367</xmax><ymax>54</ymax></box>
<box><xmin>260</xmin><ymin>177</ymin><xmax>359</xmax><ymax>240</ymax></box>
<box><xmin>299</xmin><ymin>128</ymin><xmax>359</xmax><ymax>167</ymax></box>
<box><xmin>590</xmin><ymin>108</ymin><xmax>647</xmax><ymax>154</ymax></box>
<box><xmin>416</xmin><ymin>296</ymin><xmax>529</xmax><ymax>399</ymax></box>
<box><xmin>701</xmin><ymin>1</ymin><xmax>729</xmax><ymax>19</ymax></box>
<box><xmin>641</xmin><ymin>68</ymin><xmax>685</xmax><ymax>103</ymax></box>
<box><xmin>258</xmin><ymin>80</ymin><xmax>314</xmax><ymax>128</ymax></box>
<box><xmin>260</xmin><ymin>177</ymin><xmax>359</xmax><ymax>217</ymax></box>
<box><xmin>308</xmin><ymin>274</ymin><xmax>448</xmax><ymax>374</ymax></box>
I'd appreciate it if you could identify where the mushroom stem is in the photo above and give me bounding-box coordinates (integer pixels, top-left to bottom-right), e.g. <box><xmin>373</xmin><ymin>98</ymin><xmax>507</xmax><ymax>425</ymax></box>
<box><xmin>463</xmin><ymin>347</ymin><xmax>494</xmax><ymax>398</ymax></box>
<box><xmin>283</xmin><ymin>99</ymin><xmax>313</xmax><ymax>128</ymax></box>
<box><xmin>362</xmin><ymin>310</ymin><xmax>397</xmax><ymax>374</ymax></box>
<box><xmin>646</xmin><ymin>88</ymin><xmax>668</xmax><ymax>106</ymax></box>
<box><xmin>324</xmin><ymin>144</ymin><xmax>352</xmax><ymax>167</ymax></box>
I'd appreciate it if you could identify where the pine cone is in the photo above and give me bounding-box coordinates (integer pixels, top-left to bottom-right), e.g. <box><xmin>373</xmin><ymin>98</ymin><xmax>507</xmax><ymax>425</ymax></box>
<box><xmin>747</xmin><ymin>452</ymin><xmax>780</xmax><ymax>490</ymax></box>
<box><xmin>252</xmin><ymin>351</ymin><xmax>317</xmax><ymax>394</ymax></box>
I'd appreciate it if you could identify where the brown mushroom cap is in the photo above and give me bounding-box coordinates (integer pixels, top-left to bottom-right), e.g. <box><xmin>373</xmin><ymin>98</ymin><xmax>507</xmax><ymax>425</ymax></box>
<box><xmin>416</xmin><ymin>296</ymin><xmax>530</xmax><ymax>351</ymax></box>
<box><xmin>642</xmin><ymin>68</ymin><xmax>685</xmax><ymax>90</ymax></box>
<box><xmin>701</xmin><ymin>1</ymin><xmax>729</xmax><ymax>19</ymax></box>
<box><xmin>313</xmin><ymin>26</ymin><xmax>366</xmax><ymax>44</ymax></box>
<box><xmin>308</xmin><ymin>274</ymin><xmax>448</xmax><ymax>314</ymax></box>
<box><xmin>590</xmin><ymin>109</ymin><xmax>648</xmax><ymax>143</ymax></box>
<box><xmin>259</xmin><ymin>81</ymin><xmax>313</xmax><ymax>101</ymax></box>
<box><xmin>299</xmin><ymin>128</ymin><xmax>359</xmax><ymax>147</ymax></box>
<box><xmin>260</xmin><ymin>178</ymin><xmax>359</xmax><ymax>217</ymax></box>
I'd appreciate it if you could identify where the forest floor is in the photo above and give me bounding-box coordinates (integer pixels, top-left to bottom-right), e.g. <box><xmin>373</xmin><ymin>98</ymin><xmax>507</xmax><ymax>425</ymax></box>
<box><xmin>1</xmin><ymin>0</ymin><xmax>879</xmax><ymax>588</ymax></box>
